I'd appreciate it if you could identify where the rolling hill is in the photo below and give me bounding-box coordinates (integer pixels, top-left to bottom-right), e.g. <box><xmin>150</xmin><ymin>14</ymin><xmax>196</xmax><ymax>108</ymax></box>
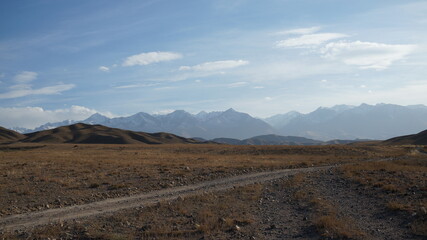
<box><xmin>15</xmin><ymin>123</ymin><xmax>201</xmax><ymax>144</ymax></box>
<box><xmin>212</xmin><ymin>134</ymin><xmax>324</xmax><ymax>145</ymax></box>
<box><xmin>382</xmin><ymin>129</ymin><xmax>427</xmax><ymax>145</ymax></box>
<box><xmin>0</xmin><ymin>127</ymin><xmax>26</xmax><ymax>143</ymax></box>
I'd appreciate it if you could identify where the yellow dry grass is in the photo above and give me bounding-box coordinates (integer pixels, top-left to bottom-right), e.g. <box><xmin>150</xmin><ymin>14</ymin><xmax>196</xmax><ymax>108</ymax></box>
<box><xmin>0</xmin><ymin>143</ymin><xmax>408</xmax><ymax>216</ymax></box>
<box><xmin>339</xmin><ymin>156</ymin><xmax>427</xmax><ymax>237</ymax></box>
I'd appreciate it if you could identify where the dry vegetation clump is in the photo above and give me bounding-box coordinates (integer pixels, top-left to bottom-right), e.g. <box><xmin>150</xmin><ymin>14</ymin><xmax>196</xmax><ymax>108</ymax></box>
<box><xmin>339</xmin><ymin>156</ymin><xmax>427</xmax><ymax>237</ymax></box>
<box><xmin>2</xmin><ymin>184</ymin><xmax>263</xmax><ymax>239</ymax></box>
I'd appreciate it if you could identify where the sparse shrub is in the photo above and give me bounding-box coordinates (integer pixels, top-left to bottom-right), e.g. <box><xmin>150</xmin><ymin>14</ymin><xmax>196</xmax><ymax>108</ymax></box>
<box><xmin>386</xmin><ymin>201</ymin><xmax>411</xmax><ymax>212</ymax></box>
<box><xmin>108</xmin><ymin>183</ymin><xmax>126</xmax><ymax>190</ymax></box>
<box><xmin>315</xmin><ymin>215</ymin><xmax>365</xmax><ymax>239</ymax></box>
<box><xmin>381</xmin><ymin>184</ymin><xmax>400</xmax><ymax>193</ymax></box>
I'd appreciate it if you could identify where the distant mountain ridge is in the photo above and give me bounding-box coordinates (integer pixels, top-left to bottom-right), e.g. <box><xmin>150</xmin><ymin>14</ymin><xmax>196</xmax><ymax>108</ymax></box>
<box><xmin>266</xmin><ymin>103</ymin><xmax>427</xmax><ymax>140</ymax></box>
<box><xmin>16</xmin><ymin>108</ymin><xmax>275</xmax><ymax>140</ymax></box>
<box><xmin>9</xmin><ymin>104</ymin><xmax>427</xmax><ymax>141</ymax></box>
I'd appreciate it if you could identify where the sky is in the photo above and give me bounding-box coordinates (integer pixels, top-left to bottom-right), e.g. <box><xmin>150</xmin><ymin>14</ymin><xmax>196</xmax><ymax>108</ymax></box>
<box><xmin>1</xmin><ymin>0</ymin><xmax>427</xmax><ymax>128</ymax></box>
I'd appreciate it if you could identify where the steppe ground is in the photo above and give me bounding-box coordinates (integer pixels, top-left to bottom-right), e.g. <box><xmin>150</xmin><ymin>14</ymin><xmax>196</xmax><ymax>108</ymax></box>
<box><xmin>0</xmin><ymin>143</ymin><xmax>426</xmax><ymax>239</ymax></box>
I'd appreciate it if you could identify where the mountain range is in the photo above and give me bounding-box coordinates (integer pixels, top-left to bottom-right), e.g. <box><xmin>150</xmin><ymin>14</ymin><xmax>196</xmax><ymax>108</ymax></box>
<box><xmin>9</xmin><ymin>103</ymin><xmax>427</xmax><ymax>141</ymax></box>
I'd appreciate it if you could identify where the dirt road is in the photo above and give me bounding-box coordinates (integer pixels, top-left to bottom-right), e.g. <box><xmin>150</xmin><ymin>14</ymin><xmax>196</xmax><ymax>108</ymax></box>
<box><xmin>0</xmin><ymin>165</ymin><xmax>333</xmax><ymax>232</ymax></box>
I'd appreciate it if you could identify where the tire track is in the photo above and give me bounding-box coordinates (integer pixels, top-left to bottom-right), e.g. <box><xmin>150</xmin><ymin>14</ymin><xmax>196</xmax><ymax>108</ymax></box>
<box><xmin>0</xmin><ymin>165</ymin><xmax>333</xmax><ymax>232</ymax></box>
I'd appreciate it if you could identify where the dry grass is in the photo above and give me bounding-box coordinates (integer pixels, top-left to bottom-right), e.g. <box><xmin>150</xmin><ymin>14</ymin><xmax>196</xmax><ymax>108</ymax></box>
<box><xmin>310</xmin><ymin>196</ymin><xmax>365</xmax><ymax>239</ymax></box>
<box><xmin>0</xmin><ymin>143</ymin><xmax>416</xmax><ymax>238</ymax></box>
<box><xmin>340</xmin><ymin>156</ymin><xmax>427</xmax><ymax>237</ymax></box>
<box><xmin>386</xmin><ymin>201</ymin><xmax>412</xmax><ymax>212</ymax></box>
<box><xmin>284</xmin><ymin>172</ymin><xmax>366</xmax><ymax>239</ymax></box>
<box><xmin>0</xmin><ymin>143</ymin><xmax>405</xmax><ymax>216</ymax></box>
<box><xmin>314</xmin><ymin>215</ymin><xmax>365</xmax><ymax>239</ymax></box>
<box><xmin>2</xmin><ymin>184</ymin><xmax>263</xmax><ymax>239</ymax></box>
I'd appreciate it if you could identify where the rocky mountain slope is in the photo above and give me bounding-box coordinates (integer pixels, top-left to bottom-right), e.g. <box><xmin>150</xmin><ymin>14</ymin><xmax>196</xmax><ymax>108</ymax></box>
<box><xmin>268</xmin><ymin>104</ymin><xmax>427</xmax><ymax>140</ymax></box>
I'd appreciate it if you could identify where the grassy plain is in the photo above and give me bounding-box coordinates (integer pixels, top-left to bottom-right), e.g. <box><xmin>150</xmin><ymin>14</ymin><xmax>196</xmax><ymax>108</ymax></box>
<box><xmin>0</xmin><ymin>143</ymin><xmax>425</xmax><ymax>239</ymax></box>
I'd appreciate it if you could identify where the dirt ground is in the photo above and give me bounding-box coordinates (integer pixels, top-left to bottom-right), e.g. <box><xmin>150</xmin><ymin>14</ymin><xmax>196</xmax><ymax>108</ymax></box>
<box><xmin>0</xmin><ymin>143</ymin><xmax>425</xmax><ymax>239</ymax></box>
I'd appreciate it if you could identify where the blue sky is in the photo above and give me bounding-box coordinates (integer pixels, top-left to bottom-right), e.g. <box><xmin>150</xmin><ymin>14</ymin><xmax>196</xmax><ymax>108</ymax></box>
<box><xmin>1</xmin><ymin>0</ymin><xmax>427</xmax><ymax>128</ymax></box>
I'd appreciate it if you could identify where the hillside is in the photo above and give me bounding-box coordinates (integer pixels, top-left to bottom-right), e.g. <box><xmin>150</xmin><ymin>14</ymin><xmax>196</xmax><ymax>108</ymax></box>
<box><xmin>22</xmin><ymin>123</ymin><xmax>200</xmax><ymax>144</ymax></box>
<box><xmin>382</xmin><ymin>129</ymin><xmax>427</xmax><ymax>145</ymax></box>
<box><xmin>0</xmin><ymin>127</ymin><xmax>26</xmax><ymax>143</ymax></box>
<box><xmin>212</xmin><ymin>134</ymin><xmax>324</xmax><ymax>145</ymax></box>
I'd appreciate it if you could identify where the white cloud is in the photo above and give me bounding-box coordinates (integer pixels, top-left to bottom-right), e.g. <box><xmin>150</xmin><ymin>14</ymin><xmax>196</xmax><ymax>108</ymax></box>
<box><xmin>264</xmin><ymin>97</ymin><xmax>273</xmax><ymax>101</ymax></box>
<box><xmin>99</xmin><ymin>66</ymin><xmax>109</xmax><ymax>72</ymax></box>
<box><xmin>179</xmin><ymin>60</ymin><xmax>249</xmax><ymax>71</ymax></box>
<box><xmin>228</xmin><ymin>81</ymin><xmax>248</xmax><ymax>88</ymax></box>
<box><xmin>13</xmin><ymin>71</ymin><xmax>38</xmax><ymax>83</ymax></box>
<box><xmin>154</xmin><ymin>86</ymin><xmax>177</xmax><ymax>91</ymax></box>
<box><xmin>114</xmin><ymin>83</ymin><xmax>159</xmax><ymax>89</ymax></box>
<box><xmin>0</xmin><ymin>105</ymin><xmax>113</xmax><ymax>129</ymax></box>
<box><xmin>9</xmin><ymin>84</ymin><xmax>32</xmax><ymax>90</ymax></box>
<box><xmin>152</xmin><ymin>109</ymin><xmax>174</xmax><ymax>115</ymax></box>
<box><xmin>122</xmin><ymin>51</ymin><xmax>182</xmax><ymax>66</ymax></box>
<box><xmin>237</xmin><ymin>60</ymin><xmax>350</xmax><ymax>83</ymax></box>
<box><xmin>276</xmin><ymin>26</ymin><xmax>321</xmax><ymax>35</ymax></box>
<box><xmin>321</xmin><ymin>41</ymin><xmax>417</xmax><ymax>69</ymax></box>
<box><xmin>253</xmin><ymin>86</ymin><xmax>264</xmax><ymax>89</ymax></box>
<box><xmin>0</xmin><ymin>84</ymin><xmax>75</xmax><ymax>99</ymax></box>
<box><xmin>0</xmin><ymin>70</ymin><xmax>75</xmax><ymax>99</ymax></box>
<box><xmin>276</xmin><ymin>33</ymin><xmax>348</xmax><ymax>48</ymax></box>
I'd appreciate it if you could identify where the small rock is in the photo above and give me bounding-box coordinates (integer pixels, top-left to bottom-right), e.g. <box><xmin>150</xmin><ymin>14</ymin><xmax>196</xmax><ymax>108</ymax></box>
<box><xmin>140</xmin><ymin>225</ymin><xmax>150</xmax><ymax>231</ymax></box>
<box><xmin>234</xmin><ymin>225</ymin><xmax>241</xmax><ymax>231</ymax></box>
